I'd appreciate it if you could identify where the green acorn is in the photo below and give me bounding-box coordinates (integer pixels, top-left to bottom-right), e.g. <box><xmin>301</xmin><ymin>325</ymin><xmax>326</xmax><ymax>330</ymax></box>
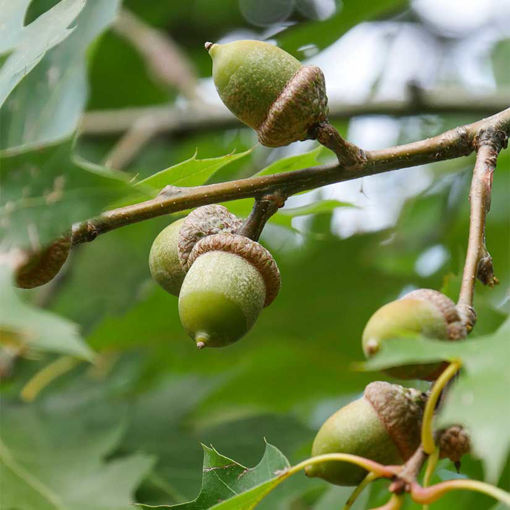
<box><xmin>178</xmin><ymin>233</ymin><xmax>280</xmax><ymax>348</ymax></box>
<box><xmin>305</xmin><ymin>382</ymin><xmax>426</xmax><ymax>486</ymax></box>
<box><xmin>15</xmin><ymin>235</ymin><xmax>71</xmax><ymax>289</ymax></box>
<box><xmin>149</xmin><ymin>218</ymin><xmax>186</xmax><ymax>296</ymax></box>
<box><xmin>149</xmin><ymin>206</ymin><xmax>243</xmax><ymax>296</ymax></box>
<box><xmin>206</xmin><ymin>40</ymin><xmax>328</xmax><ymax>147</ymax></box>
<box><xmin>362</xmin><ymin>289</ymin><xmax>466</xmax><ymax>380</ymax></box>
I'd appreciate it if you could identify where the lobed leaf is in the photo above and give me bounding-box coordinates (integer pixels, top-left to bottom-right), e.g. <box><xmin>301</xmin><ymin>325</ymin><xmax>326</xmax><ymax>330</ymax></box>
<box><xmin>0</xmin><ymin>0</ymin><xmax>121</xmax><ymax>150</ymax></box>
<box><xmin>140</xmin><ymin>442</ymin><xmax>290</xmax><ymax>510</ymax></box>
<box><xmin>0</xmin><ymin>139</ymin><xmax>147</xmax><ymax>250</ymax></box>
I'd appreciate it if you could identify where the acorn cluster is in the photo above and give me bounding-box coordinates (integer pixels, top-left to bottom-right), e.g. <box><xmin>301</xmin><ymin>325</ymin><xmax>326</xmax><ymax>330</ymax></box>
<box><xmin>306</xmin><ymin>288</ymin><xmax>470</xmax><ymax>486</ymax></box>
<box><xmin>149</xmin><ymin>205</ymin><xmax>280</xmax><ymax>348</ymax></box>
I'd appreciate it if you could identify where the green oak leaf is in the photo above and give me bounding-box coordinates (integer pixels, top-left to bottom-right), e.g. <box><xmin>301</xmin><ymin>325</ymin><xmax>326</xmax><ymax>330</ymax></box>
<box><xmin>0</xmin><ymin>265</ymin><xmax>93</xmax><ymax>360</ymax></box>
<box><xmin>0</xmin><ymin>0</ymin><xmax>85</xmax><ymax>108</ymax></box>
<box><xmin>138</xmin><ymin>149</ymin><xmax>253</xmax><ymax>190</ymax></box>
<box><xmin>362</xmin><ymin>320</ymin><xmax>510</xmax><ymax>483</ymax></box>
<box><xmin>0</xmin><ymin>139</ymin><xmax>147</xmax><ymax>250</ymax></box>
<box><xmin>0</xmin><ymin>403</ymin><xmax>154</xmax><ymax>510</ymax></box>
<box><xmin>0</xmin><ymin>0</ymin><xmax>120</xmax><ymax>150</ymax></box>
<box><xmin>280</xmin><ymin>0</ymin><xmax>406</xmax><ymax>56</ymax></box>
<box><xmin>255</xmin><ymin>146</ymin><xmax>327</xmax><ymax>176</ymax></box>
<box><xmin>141</xmin><ymin>442</ymin><xmax>290</xmax><ymax>509</ymax></box>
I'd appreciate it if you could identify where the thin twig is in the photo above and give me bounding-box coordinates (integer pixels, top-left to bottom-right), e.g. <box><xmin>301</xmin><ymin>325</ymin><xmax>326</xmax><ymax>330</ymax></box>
<box><xmin>71</xmin><ymin>108</ymin><xmax>510</xmax><ymax>246</ymax></box>
<box><xmin>104</xmin><ymin>116</ymin><xmax>161</xmax><ymax>169</ymax></box>
<box><xmin>238</xmin><ymin>194</ymin><xmax>285</xmax><ymax>241</ymax></box>
<box><xmin>343</xmin><ymin>472</ymin><xmax>377</xmax><ymax>510</ymax></box>
<box><xmin>311</xmin><ymin>122</ymin><xmax>367</xmax><ymax>167</ymax></box>
<box><xmin>113</xmin><ymin>8</ymin><xmax>197</xmax><ymax>98</ymax></box>
<box><xmin>390</xmin><ymin>446</ymin><xmax>429</xmax><ymax>494</ymax></box>
<box><xmin>457</xmin><ymin>128</ymin><xmax>508</xmax><ymax>311</ymax></box>
<box><xmin>80</xmin><ymin>89</ymin><xmax>510</xmax><ymax>136</ymax></box>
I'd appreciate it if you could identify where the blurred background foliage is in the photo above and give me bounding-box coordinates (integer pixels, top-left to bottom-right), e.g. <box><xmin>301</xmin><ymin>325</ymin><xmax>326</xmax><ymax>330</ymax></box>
<box><xmin>0</xmin><ymin>0</ymin><xmax>509</xmax><ymax>508</ymax></box>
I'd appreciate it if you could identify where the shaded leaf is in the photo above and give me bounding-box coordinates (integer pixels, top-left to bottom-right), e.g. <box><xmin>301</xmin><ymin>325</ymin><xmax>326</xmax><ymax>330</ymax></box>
<box><xmin>280</xmin><ymin>0</ymin><xmax>406</xmax><ymax>55</ymax></box>
<box><xmin>0</xmin><ymin>0</ymin><xmax>84</xmax><ymax>108</ymax></box>
<box><xmin>0</xmin><ymin>139</ymin><xmax>147</xmax><ymax>250</ymax></box>
<box><xmin>0</xmin><ymin>403</ymin><xmax>154</xmax><ymax>510</ymax></box>
<box><xmin>280</xmin><ymin>199</ymin><xmax>355</xmax><ymax>217</ymax></box>
<box><xmin>0</xmin><ymin>265</ymin><xmax>93</xmax><ymax>360</ymax></box>
<box><xmin>0</xmin><ymin>0</ymin><xmax>120</xmax><ymax>150</ymax></box>
<box><xmin>255</xmin><ymin>146</ymin><xmax>325</xmax><ymax>177</ymax></box>
<box><xmin>138</xmin><ymin>150</ymin><xmax>253</xmax><ymax>191</ymax></box>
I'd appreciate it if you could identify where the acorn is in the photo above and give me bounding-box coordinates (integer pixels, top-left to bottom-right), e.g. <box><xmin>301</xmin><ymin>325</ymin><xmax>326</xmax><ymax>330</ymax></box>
<box><xmin>149</xmin><ymin>206</ymin><xmax>243</xmax><ymax>296</ymax></box>
<box><xmin>178</xmin><ymin>233</ymin><xmax>280</xmax><ymax>348</ymax></box>
<box><xmin>15</xmin><ymin>235</ymin><xmax>71</xmax><ymax>289</ymax></box>
<box><xmin>362</xmin><ymin>289</ymin><xmax>467</xmax><ymax>380</ymax></box>
<box><xmin>149</xmin><ymin>218</ymin><xmax>186</xmax><ymax>296</ymax></box>
<box><xmin>206</xmin><ymin>40</ymin><xmax>328</xmax><ymax>147</ymax></box>
<box><xmin>305</xmin><ymin>382</ymin><xmax>426</xmax><ymax>486</ymax></box>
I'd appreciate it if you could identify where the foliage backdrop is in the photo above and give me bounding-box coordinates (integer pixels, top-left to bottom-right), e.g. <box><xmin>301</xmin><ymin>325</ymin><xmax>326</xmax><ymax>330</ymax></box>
<box><xmin>0</xmin><ymin>1</ymin><xmax>509</xmax><ymax>509</ymax></box>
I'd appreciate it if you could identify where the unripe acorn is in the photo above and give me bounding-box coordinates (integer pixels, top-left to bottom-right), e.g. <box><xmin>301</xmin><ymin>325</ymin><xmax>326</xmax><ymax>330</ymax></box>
<box><xmin>206</xmin><ymin>40</ymin><xmax>328</xmax><ymax>147</ymax></box>
<box><xmin>178</xmin><ymin>233</ymin><xmax>280</xmax><ymax>348</ymax></box>
<box><xmin>149</xmin><ymin>218</ymin><xmax>186</xmax><ymax>296</ymax></box>
<box><xmin>15</xmin><ymin>235</ymin><xmax>71</xmax><ymax>289</ymax></box>
<box><xmin>149</xmin><ymin>206</ymin><xmax>243</xmax><ymax>296</ymax></box>
<box><xmin>305</xmin><ymin>381</ymin><xmax>426</xmax><ymax>486</ymax></box>
<box><xmin>362</xmin><ymin>289</ymin><xmax>467</xmax><ymax>380</ymax></box>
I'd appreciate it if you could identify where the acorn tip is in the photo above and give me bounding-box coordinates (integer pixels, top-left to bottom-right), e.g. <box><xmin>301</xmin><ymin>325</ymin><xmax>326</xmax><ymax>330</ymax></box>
<box><xmin>204</xmin><ymin>41</ymin><xmax>214</xmax><ymax>52</ymax></box>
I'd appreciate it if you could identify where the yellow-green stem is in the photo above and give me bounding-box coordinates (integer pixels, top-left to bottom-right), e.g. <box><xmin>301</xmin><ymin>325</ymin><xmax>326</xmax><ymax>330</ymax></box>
<box><xmin>21</xmin><ymin>356</ymin><xmax>81</xmax><ymax>402</ymax></box>
<box><xmin>284</xmin><ymin>453</ymin><xmax>397</xmax><ymax>480</ymax></box>
<box><xmin>411</xmin><ymin>479</ymin><xmax>510</xmax><ymax>506</ymax></box>
<box><xmin>421</xmin><ymin>361</ymin><xmax>461</xmax><ymax>454</ymax></box>
<box><xmin>343</xmin><ymin>472</ymin><xmax>378</xmax><ymax>510</ymax></box>
<box><xmin>371</xmin><ymin>494</ymin><xmax>404</xmax><ymax>510</ymax></box>
<box><xmin>422</xmin><ymin>447</ymin><xmax>440</xmax><ymax>510</ymax></box>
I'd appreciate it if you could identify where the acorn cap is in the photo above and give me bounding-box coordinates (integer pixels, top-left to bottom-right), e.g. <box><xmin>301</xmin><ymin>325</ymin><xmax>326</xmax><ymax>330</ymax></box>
<box><xmin>187</xmin><ymin>233</ymin><xmax>280</xmax><ymax>306</ymax></box>
<box><xmin>178</xmin><ymin>205</ymin><xmax>243</xmax><ymax>269</ymax></box>
<box><xmin>438</xmin><ymin>425</ymin><xmax>470</xmax><ymax>463</ymax></box>
<box><xmin>15</xmin><ymin>235</ymin><xmax>71</xmax><ymax>289</ymax></box>
<box><xmin>257</xmin><ymin>65</ymin><xmax>328</xmax><ymax>147</ymax></box>
<box><xmin>365</xmin><ymin>381</ymin><xmax>427</xmax><ymax>460</ymax></box>
<box><xmin>402</xmin><ymin>289</ymin><xmax>466</xmax><ymax>340</ymax></box>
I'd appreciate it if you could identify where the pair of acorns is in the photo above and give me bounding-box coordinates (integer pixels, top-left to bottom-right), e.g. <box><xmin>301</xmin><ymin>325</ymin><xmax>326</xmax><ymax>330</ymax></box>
<box><xmin>307</xmin><ymin>289</ymin><xmax>469</xmax><ymax>486</ymax></box>
<box><xmin>149</xmin><ymin>205</ymin><xmax>280</xmax><ymax>348</ymax></box>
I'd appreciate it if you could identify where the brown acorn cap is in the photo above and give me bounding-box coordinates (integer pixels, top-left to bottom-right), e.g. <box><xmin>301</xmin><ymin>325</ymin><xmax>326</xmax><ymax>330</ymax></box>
<box><xmin>257</xmin><ymin>65</ymin><xmax>328</xmax><ymax>147</ymax></box>
<box><xmin>15</xmin><ymin>235</ymin><xmax>71</xmax><ymax>289</ymax></box>
<box><xmin>178</xmin><ymin>205</ymin><xmax>243</xmax><ymax>269</ymax></box>
<box><xmin>187</xmin><ymin>233</ymin><xmax>280</xmax><ymax>307</ymax></box>
<box><xmin>438</xmin><ymin>425</ymin><xmax>470</xmax><ymax>463</ymax></box>
<box><xmin>402</xmin><ymin>289</ymin><xmax>467</xmax><ymax>340</ymax></box>
<box><xmin>364</xmin><ymin>381</ymin><xmax>427</xmax><ymax>461</ymax></box>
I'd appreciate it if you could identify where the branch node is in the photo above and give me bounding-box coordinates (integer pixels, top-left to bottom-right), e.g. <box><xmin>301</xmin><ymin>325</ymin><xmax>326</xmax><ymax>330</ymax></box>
<box><xmin>158</xmin><ymin>185</ymin><xmax>183</xmax><ymax>198</ymax></box>
<box><xmin>456</xmin><ymin>304</ymin><xmax>477</xmax><ymax>333</ymax></box>
<box><xmin>310</xmin><ymin>121</ymin><xmax>367</xmax><ymax>168</ymax></box>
